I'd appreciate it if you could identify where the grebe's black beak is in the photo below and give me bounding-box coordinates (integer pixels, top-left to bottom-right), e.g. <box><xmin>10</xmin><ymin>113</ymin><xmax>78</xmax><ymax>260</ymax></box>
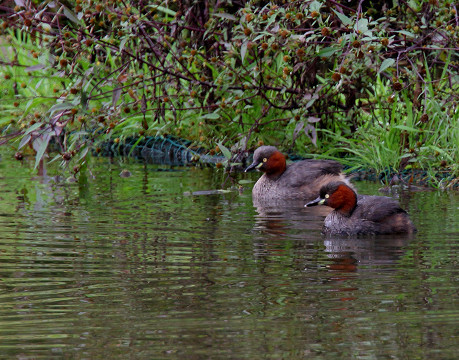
<box><xmin>244</xmin><ymin>161</ymin><xmax>262</xmax><ymax>172</ymax></box>
<box><xmin>305</xmin><ymin>196</ymin><xmax>325</xmax><ymax>207</ymax></box>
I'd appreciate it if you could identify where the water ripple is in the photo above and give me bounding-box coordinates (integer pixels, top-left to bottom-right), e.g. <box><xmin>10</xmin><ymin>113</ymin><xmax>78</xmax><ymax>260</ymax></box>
<box><xmin>0</xmin><ymin>154</ymin><xmax>457</xmax><ymax>358</ymax></box>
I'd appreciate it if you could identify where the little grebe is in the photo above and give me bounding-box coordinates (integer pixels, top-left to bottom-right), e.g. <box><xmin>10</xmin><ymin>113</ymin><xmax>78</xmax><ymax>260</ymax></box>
<box><xmin>245</xmin><ymin>146</ymin><xmax>352</xmax><ymax>202</ymax></box>
<box><xmin>306</xmin><ymin>181</ymin><xmax>417</xmax><ymax>236</ymax></box>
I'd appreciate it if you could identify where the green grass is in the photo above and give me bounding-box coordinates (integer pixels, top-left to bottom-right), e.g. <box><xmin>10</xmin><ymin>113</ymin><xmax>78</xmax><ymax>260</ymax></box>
<box><xmin>314</xmin><ymin>73</ymin><xmax>458</xmax><ymax>187</ymax></box>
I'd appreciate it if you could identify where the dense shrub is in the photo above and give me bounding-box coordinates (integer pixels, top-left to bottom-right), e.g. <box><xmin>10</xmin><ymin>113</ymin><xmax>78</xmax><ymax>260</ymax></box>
<box><xmin>0</xmin><ymin>1</ymin><xmax>457</xmax><ymax>184</ymax></box>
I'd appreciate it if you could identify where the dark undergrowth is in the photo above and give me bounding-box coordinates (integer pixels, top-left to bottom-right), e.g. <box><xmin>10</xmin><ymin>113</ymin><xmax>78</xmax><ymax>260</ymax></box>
<box><xmin>0</xmin><ymin>1</ymin><xmax>458</xmax><ymax>188</ymax></box>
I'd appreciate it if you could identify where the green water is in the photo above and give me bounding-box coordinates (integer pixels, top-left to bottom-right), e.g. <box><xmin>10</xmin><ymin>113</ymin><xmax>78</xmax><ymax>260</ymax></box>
<box><xmin>0</xmin><ymin>151</ymin><xmax>457</xmax><ymax>359</ymax></box>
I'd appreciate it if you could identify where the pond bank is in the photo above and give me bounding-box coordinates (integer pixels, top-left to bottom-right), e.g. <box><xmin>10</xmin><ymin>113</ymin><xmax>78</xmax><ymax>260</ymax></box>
<box><xmin>94</xmin><ymin>136</ymin><xmax>458</xmax><ymax>190</ymax></box>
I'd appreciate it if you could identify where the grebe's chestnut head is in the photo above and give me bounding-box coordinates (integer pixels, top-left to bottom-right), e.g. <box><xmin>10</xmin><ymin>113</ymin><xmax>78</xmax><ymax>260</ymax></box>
<box><xmin>245</xmin><ymin>146</ymin><xmax>287</xmax><ymax>178</ymax></box>
<box><xmin>306</xmin><ymin>181</ymin><xmax>357</xmax><ymax>216</ymax></box>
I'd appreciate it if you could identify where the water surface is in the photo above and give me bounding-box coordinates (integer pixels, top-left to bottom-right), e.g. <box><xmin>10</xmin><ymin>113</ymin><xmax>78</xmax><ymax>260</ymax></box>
<box><xmin>0</xmin><ymin>151</ymin><xmax>457</xmax><ymax>359</ymax></box>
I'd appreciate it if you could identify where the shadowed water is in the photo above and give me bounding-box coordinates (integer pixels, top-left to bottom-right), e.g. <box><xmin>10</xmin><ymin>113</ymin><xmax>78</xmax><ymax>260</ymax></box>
<box><xmin>0</xmin><ymin>152</ymin><xmax>457</xmax><ymax>359</ymax></box>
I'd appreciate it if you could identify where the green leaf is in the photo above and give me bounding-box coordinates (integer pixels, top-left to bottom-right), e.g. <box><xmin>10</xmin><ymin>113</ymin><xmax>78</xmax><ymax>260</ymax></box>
<box><xmin>213</xmin><ymin>13</ymin><xmax>236</xmax><ymax>21</ymax></box>
<box><xmin>63</xmin><ymin>7</ymin><xmax>81</xmax><ymax>24</ymax></box>
<box><xmin>48</xmin><ymin>102</ymin><xmax>75</xmax><ymax>115</ymax></box>
<box><xmin>127</xmin><ymin>137</ymin><xmax>145</xmax><ymax>157</ymax></box>
<box><xmin>119</xmin><ymin>37</ymin><xmax>128</xmax><ymax>52</ymax></box>
<box><xmin>378</xmin><ymin>58</ymin><xmax>395</xmax><ymax>74</ymax></box>
<box><xmin>307</xmin><ymin>116</ymin><xmax>321</xmax><ymax>123</ymax></box>
<box><xmin>26</xmin><ymin>64</ymin><xmax>46</xmax><ymax>72</ymax></box>
<box><xmin>310</xmin><ymin>0</ymin><xmax>322</xmax><ymax>12</ymax></box>
<box><xmin>78</xmin><ymin>146</ymin><xmax>90</xmax><ymax>161</ymax></box>
<box><xmin>48</xmin><ymin>154</ymin><xmax>62</xmax><ymax>164</ymax></box>
<box><xmin>0</xmin><ymin>117</ymin><xmax>12</xmax><ymax>127</ymax></box>
<box><xmin>18</xmin><ymin>134</ymin><xmax>32</xmax><ymax>150</ymax></box>
<box><xmin>396</xmin><ymin>30</ymin><xmax>416</xmax><ymax>38</ymax></box>
<box><xmin>305</xmin><ymin>94</ymin><xmax>319</xmax><ymax>109</ymax></box>
<box><xmin>356</xmin><ymin>18</ymin><xmax>369</xmax><ymax>34</ymax></box>
<box><xmin>112</xmin><ymin>88</ymin><xmax>122</xmax><ymax>107</ymax></box>
<box><xmin>202</xmin><ymin>112</ymin><xmax>220</xmax><ymax>120</ymax></box>
<box><xmin>394</xmin><ymin>125</ymin><xmax>419</xmax><ymax>132</ymax></box>
<box><xmin>153</xmin><ymin>5</ymin><xmax>176</xmax><ymax>17</ymax></box>
<box><xmin>216</xmin><ymin>142</ymin><xmax>232</xmax><ymax>160</ymax></box>
<box><xmin>332</xmin><ymin>9</ymin><xmax>352</xmax><ymax>26</ymax></box>
<box><xmin>22</xmin><ymin>97</ymin><xmax>54</xmax><ymax>118</ymax></box>
<box><xmin>317</xmin><ymin>47</ymin><xmax>337</xmax><ymax>57</ymax></box>
<box><xmin>241</xmin><ymin>41</ymin><xmax>248</xmax><ymax>63</ymax></box>
<box><xmin>80</xmin><ymin>90</ymin><xmax>88</xmax><ymax>109</ymax></box>
<box><xmin>34</xmin><ymin>133</ymin><xmax>52</xmax><ymax>169</ymax></box>
<box><xmin>24</xmin><ymin>122</ymin><xmax>43</xmax><ymax>136</ymax></box>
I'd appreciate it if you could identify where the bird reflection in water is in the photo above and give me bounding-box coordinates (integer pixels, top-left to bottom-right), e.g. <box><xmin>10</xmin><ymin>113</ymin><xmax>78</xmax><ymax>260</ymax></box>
<box><xmin>251</xmin><ymin>202</ymin><xmax>410</xmax><ymax>274</ymax></box>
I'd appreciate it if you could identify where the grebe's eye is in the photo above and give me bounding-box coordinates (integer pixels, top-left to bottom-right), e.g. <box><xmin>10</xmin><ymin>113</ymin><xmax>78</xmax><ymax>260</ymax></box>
<box><xmin>263</xmin><ymin>158</ymin><xmax>267</xmax><ymax>162</ymax></box>
<box><xmin>325</xmin><ymin>194</ymin><xmax>330</xmax><ymax>199</ymax></box>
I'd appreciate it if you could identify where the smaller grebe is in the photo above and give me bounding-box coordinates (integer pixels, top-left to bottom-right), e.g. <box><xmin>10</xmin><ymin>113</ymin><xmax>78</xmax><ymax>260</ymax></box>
<box><xmin>306</xmin><ymin>181</ymin><xmax>417</xmax><ymax>236</ymax></box>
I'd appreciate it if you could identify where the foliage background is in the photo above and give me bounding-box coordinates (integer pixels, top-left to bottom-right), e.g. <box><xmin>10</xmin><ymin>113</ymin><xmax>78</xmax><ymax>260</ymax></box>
<box><xmin>0</xmin><ymin>0</ymin><xmax>458</xmax><ymax>186</ymax></box>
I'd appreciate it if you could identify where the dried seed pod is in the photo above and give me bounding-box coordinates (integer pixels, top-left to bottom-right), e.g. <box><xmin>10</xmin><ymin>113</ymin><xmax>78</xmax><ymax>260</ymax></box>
<box><xmin>321</xmin><ymin>27</ymin><xmax>330</xmax><ymax>36</ymax></box>
<box><xmin>392</xmin><ymin>81</ymin><xmax>403</xmax><ymax>91</ymax></box>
